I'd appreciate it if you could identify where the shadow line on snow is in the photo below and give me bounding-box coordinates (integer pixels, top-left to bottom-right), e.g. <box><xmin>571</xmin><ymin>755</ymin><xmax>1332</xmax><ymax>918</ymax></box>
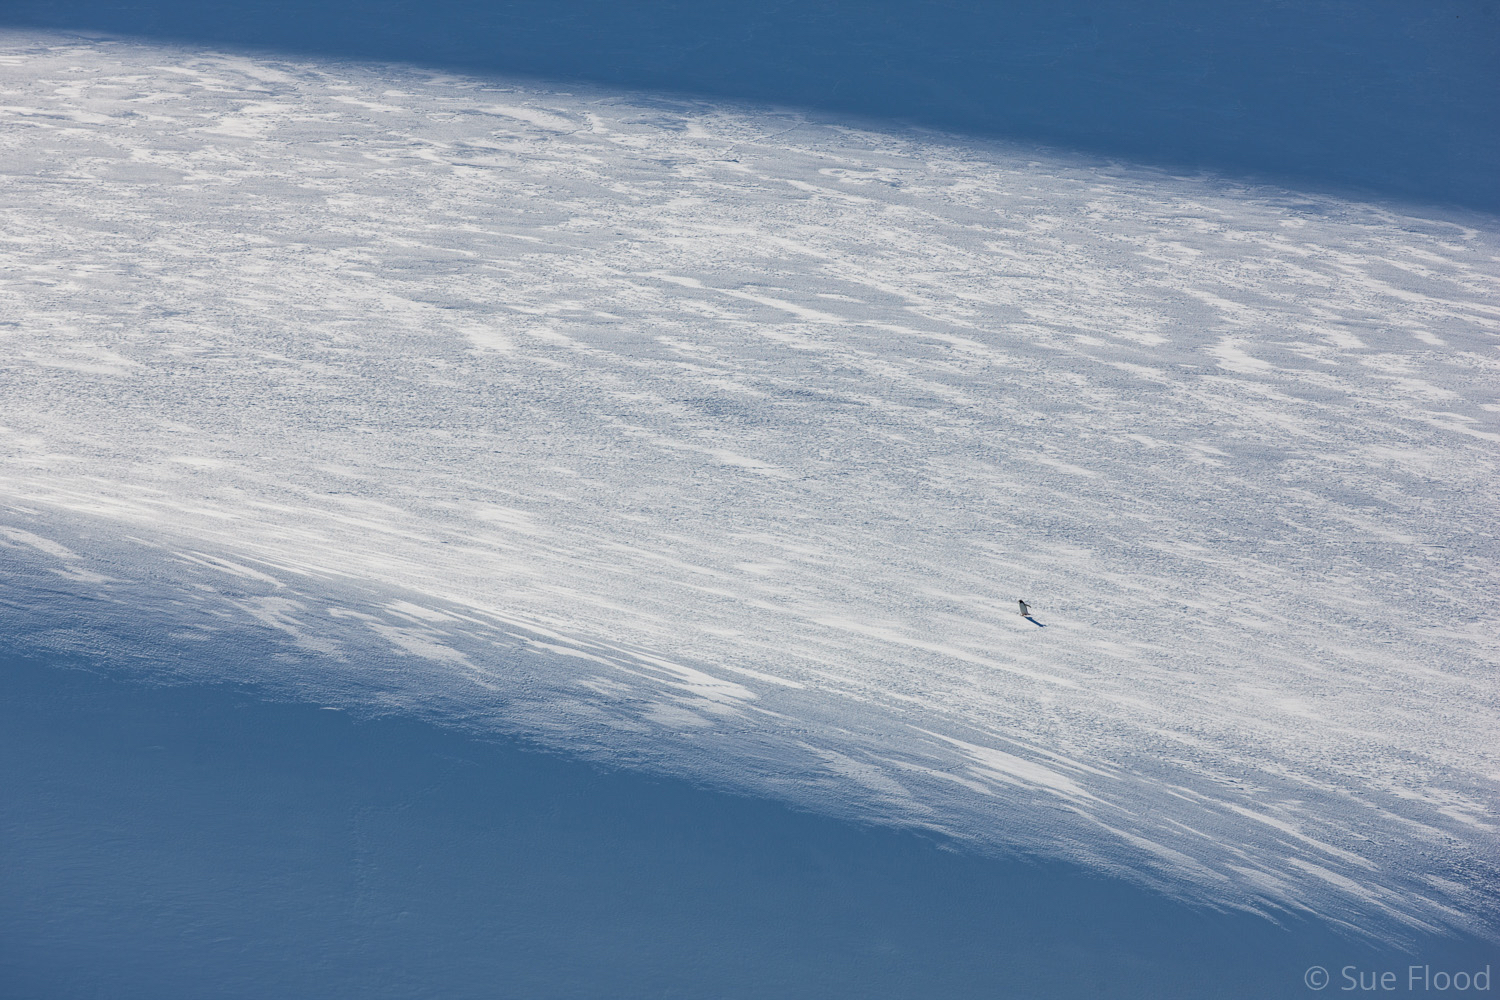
<box><xmin>1</xmin><ymin>0</ymin><xmax>1496</xmax><ymax>213</ymax></box>
<box><xmin>5</xmin><ymin>653</ymin><xmax>1491</xmax><ymax>999</ymax></box>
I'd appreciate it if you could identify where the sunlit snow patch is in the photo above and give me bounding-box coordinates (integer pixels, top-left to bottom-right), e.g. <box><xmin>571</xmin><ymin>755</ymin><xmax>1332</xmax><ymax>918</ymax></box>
<box><xmin>1</xmin><ymin>31</ymin><xmax>1497</xmax><ymax>944</ymax></box>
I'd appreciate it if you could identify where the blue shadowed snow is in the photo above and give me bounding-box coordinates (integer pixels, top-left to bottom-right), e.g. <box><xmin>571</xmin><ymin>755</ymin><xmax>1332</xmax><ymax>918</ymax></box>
<box><xmin>2</xmin><ymin>0</ymin><xmax>1496</xmax><ymax>212</ymax></box>
<box><xmin>1</xmin><ymin>7</ymin><xmax>1497</xmax><ymax>994</ymax></box>
<box><xmin>3</xmin><ymin>654</ymin><xmax>1492</xmax><ymax>999</ymax></box>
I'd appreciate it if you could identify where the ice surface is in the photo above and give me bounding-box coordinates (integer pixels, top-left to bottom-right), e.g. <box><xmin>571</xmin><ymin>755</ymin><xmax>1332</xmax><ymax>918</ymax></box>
<box><xmin>1</xmin><ymin>33</ymin><xmax>1497</xmax><ymax>945</ymax></box>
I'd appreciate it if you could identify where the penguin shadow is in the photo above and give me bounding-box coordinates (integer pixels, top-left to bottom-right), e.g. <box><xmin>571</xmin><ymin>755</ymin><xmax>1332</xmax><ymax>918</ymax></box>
<box><xmin>1023</xmin><ymin>615</ymin><xmax>1047</xmax><ymax>628</ymax></box>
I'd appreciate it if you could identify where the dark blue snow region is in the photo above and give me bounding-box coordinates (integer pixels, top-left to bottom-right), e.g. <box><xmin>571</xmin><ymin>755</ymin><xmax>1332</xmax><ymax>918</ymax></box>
<box><xmin>3</xmin><ymin>654</ymin><xmax>1494</xmax><ymax>999</ymax></box>
<box><xmin>3</xmin><ymin>0</ymin><xmax>1497</xmax><ymax>213</ymax></box>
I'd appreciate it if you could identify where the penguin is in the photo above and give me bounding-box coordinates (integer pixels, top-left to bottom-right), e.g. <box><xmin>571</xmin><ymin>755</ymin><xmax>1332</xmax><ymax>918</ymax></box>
<box><xmin>1018</xmin><ymin>599</ymin><xmax>1031</xmax><ymax>617</ymax></box>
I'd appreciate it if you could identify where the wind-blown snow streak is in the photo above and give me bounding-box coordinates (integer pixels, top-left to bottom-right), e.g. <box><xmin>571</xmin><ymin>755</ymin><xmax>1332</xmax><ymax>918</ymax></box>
<box><xmin>1</xmin><ymin>34</ymin><xmax>1497</xmax><ymax>942</ymax></box>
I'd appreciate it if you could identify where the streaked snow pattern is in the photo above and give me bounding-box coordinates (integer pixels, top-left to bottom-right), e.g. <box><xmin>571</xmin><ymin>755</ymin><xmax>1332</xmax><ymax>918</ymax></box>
<box><xmin>1</xmin><ymin>34</ymin><xmax>1496</xmax><ymax>943</ymax></box>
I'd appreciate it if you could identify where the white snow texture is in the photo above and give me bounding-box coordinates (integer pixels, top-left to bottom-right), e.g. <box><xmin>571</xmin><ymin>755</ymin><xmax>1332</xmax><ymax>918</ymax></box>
<box><xmin>1</xmin><ymin>34</ymin><xmax>1496</xmax><ymax>944</ymax></box>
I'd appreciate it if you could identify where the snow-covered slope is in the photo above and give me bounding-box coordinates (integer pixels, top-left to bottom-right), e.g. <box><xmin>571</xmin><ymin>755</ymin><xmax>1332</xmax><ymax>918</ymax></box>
<box><xmin>7</xmin><ymin>0</ymin><xmax>1496</xmax><ymax>211</ymax></box>
<box><xmin>1</xmin><ymin>34</ymin><xmax>1496</xmax><ymax>943</ymax></box>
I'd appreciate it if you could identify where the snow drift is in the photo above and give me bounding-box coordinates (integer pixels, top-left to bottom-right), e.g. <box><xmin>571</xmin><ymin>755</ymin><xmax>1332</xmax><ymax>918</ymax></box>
<box><xmin>1</xmin><ymin>33</ymin><xmax>1497</xmax><ymax>951</ymax></box>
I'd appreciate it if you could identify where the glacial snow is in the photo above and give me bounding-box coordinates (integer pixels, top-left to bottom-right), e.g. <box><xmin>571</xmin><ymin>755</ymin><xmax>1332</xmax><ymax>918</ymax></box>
<box><xmin>1</xmin><ymin>33</ymin><xmax>1496</xmax><ymax>943</ymax></box>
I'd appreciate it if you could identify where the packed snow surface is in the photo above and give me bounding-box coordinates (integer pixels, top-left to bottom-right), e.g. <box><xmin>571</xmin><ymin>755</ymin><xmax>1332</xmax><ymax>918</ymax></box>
<box><xmin>1</xmin><ymin>34</ymin><xmax>1497</xmax><ymax>942</ymax></box>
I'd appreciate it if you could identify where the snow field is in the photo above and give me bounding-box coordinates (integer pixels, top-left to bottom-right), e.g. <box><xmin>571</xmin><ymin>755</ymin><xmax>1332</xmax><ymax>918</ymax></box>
<box><xmin>1</xmin><ymin>33</ymin><xmax>1497</xmax><ymax>941</ymax></box>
